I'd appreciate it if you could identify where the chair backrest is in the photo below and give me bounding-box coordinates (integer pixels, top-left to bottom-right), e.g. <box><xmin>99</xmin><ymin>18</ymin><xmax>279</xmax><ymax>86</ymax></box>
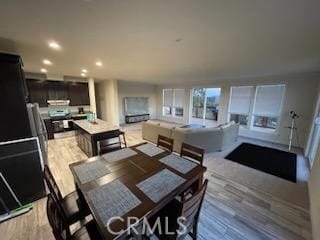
<box><xmin>180</xmin><ymin>143</ymin><xmax>205</xmax><ymax>165</ymax></box>
<box><xmin>157</xmin><ymin>135</ymin><xmax>174</xmax><ymax>152</ymax></box>
<box><xmin>98</xmin><ymin>130</ymin><xmax>127</xmax><ymax>155</ymax></box>
<box><xmin>178</xmin><ymin>179</ymin><xmax>208</xmax><ymax>239</ymax></box>
<box><xmin>47</xmin><ymin>194</ymin><xmax>70</xmax><ymax>240</ymax></box>
<box><xmin>44</xmin><ymin>165</ymin><xmax>63</xmax><ymax>202</ymax></box>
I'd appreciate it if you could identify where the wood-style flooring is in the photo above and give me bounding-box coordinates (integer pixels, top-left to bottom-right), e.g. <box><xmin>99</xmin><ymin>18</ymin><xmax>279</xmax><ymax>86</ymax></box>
<box><xmin>0</xmin><ymin>124</ymin><xmax>312</xmax><ymax>240</ymax></box>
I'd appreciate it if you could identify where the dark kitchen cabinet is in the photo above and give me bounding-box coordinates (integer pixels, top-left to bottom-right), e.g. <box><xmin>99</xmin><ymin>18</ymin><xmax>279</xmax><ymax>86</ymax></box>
<box><xmin>27</xmin><ymin>79</ymin><xmax>89</xmax><ymax>106</ymax></box>
<box><xmin>26</xmin><ymin>79</ymin><xmax>48</xmax><ymax>107</ymax></box>
<box><xmin>44</xmin><ymin>119</ymin><xmax>54</xmax><ymax>139</ymax></box>
<box><xmin>0</xmin><ymin>53</ymin><xmax>47</xmax><ymax>216</ymax></box>
<box><xmin>68</xmin><ymin>82</ymin><xmax>89</xmax><ymax>106</ymax></box>
<box><xmin>75</xmin><ymin>127</ymin><xmax>93</xmax><ymax>157</ymax></box>
<box><xmin>47</xmin><ymin>81</ymin><xmax>69</xmax><ymax>100</ymax></box>
<box><xmin>0</xmin><ymin>53</ymin><xmax>32</xmax><ymax>142</ymax></box>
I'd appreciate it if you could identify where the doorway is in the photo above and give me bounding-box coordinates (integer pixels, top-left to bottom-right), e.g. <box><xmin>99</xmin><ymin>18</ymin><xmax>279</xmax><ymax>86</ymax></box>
<box><xmin>191</xmin><ymin>88</ymin><xmax>221</xmax><ymax>127</ymax></box>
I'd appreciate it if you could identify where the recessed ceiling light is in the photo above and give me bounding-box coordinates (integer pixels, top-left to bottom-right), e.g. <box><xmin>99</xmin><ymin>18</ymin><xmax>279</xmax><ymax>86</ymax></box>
<box><xmin>81</xmin><ymin>73</ymin><xmax>86</xmax><ymax>77</ymax></box>
<box><xmin>43</xmin><ymin>59</ymin><xmax>52</xmax><ymax>65</ymax></box>
<box><xmin>81</xmin><ymin>69</ymin><xmax>88</xmax><ymax>73</ymax></box>
<box><xmin>48</xmin><ymin>41</ymin><xmax>61</xmax><ymax>50</ymax></box>
<box><xmin>40</xmin><ymin>68</ymin><xmax>47</xmax><ymax>73</ymax></box>
<box><xmin>95</xmin><ymin>61</ymin><xmax>103</xmax><ymax>67</ymax></box>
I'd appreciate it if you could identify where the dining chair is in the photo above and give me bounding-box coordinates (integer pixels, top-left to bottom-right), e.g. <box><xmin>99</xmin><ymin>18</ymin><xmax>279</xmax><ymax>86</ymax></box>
<box><xmin>157</xmin><ymin>135</ymin><xmax>174</xmax><ymax>152</ymax></box>
<box><xmin>146</xmin><ymin>179</ymin><xmax>208</xmax><ymax>240</ymax></box>
<box><xmin>43</xmin><ymin>165</ymin><xmax>89</xmax><ymax>225</ymax></box>
<box><xmin>98</xmin><ymin>130</ymin><xmax>127</xmax><ymax>155</ymax></box>
<box><xmin>180</xmin><ymin>142</ymin><xmax>205</xmax><ymax>166</ymax></box>
<box><xmin>47</xmin><ymin>193</ymin><xmax>102</xmax><ymax>240</ymax></box>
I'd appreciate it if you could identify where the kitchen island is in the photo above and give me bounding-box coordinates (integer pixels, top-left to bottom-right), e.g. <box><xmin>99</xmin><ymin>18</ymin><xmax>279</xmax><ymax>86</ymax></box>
<box><xmin>73</xmin><ymin>118</ymin><xmax>120</xmax><ymax>157</ymax></box>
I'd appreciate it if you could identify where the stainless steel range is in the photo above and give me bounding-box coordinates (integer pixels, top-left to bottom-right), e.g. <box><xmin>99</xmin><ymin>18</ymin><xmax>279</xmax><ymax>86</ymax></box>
<box><xmin>47</xmin><ymin>100</ymin><xmax>72</xmax><ymax>133</ymax></box>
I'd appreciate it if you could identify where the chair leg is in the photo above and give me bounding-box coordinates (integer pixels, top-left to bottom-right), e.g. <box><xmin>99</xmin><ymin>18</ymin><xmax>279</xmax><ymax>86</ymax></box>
<box><xmin>191</xmin><ymin>222</ymin><xmax>198</xmax><ymax>240</ymax></box>
<box><xmin>121</xmin><ymin>133</ymin><xmax>127</xmax><ymax>148</ymax></box>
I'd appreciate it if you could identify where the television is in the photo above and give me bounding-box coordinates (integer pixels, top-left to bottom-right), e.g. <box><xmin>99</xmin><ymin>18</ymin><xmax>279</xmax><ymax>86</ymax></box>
<box><xmin>124</xmin><ymin>97</ymin><xmax>149</xmax><ymax>116</ymax></box>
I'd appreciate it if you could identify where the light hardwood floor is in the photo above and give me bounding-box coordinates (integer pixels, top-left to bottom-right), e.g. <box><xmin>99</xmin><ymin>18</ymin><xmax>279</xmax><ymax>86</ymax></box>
<box><xmin>0</xmin><ymin>124</ymin><xmax>312</xmax><ymax>240</ymax></box>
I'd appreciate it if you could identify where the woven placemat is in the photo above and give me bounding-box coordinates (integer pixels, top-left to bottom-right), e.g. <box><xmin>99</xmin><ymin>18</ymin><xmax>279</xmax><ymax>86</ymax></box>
<box><xmin>159</xmin><ymin>154</ymin><xmax>198</xmax><ymax>174</ymax></box>
<box><xmin>87</xmin><ymin>180</ymin><xmax>141</xmax><ymax>226</ymax></box>
<box><xmin>135</xmin><ymin>143</ymin><xmax>165</xmax><ymax>157</ymax></box>
<box><xmin>73</xmin><ymin>160</ymin><xmax>111</xmax><ymax>184</ymax></box>
<box><xmin>102</xmin><ymin>148</ymin><xmax>138</xmax><ymax>162</ymax></box>
<box><xmin>136</xmin><ymin>169</ymin><xmax>185</xmax><ymax>203</ymax></box>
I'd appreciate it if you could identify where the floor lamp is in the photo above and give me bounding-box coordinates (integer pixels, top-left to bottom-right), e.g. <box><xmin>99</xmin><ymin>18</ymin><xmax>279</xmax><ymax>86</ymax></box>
<box><xmin>288</xmin><ymin>111</ymin><xmax>300</xmax><ymax>151</ymax></box>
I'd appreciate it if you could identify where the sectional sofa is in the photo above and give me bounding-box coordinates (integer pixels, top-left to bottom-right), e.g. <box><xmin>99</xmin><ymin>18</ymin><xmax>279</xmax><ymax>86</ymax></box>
<box><xmin>142</xmin><ymin>120</ymin><xmax>239</xmax><ymax>153</ymax></box>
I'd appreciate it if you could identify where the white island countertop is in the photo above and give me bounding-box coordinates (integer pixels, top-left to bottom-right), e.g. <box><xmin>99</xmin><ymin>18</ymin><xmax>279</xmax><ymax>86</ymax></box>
<box><xmin>73</xmin><ymin>119</ymin><xmax>119</xmax><ymax>135</ymax></box>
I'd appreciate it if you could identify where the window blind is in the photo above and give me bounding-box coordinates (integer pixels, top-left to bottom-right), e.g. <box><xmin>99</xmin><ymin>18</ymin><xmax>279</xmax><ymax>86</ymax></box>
<box><xmin>163</xmin><ymin>89</ymin><xmax>173</xmax><ymax>106</ymax></box>
<box><xmin>229</xmin><ymin>86</ymin><xmax>254</xmax><ymax>114</ymax></box>
<box><xmin>173</xmin><ymin>89</ymin><xmax>184</xmax><ymax>108</ymax></box>
<box><xmin>253</xmin><ymin>85</ymin><xmax>285</xmax><ymax>117</ymax></box>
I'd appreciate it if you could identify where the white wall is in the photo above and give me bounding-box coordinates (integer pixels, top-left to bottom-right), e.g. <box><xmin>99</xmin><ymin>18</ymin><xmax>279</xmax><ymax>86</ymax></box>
<box><xmin>156</xmin><ymin>73</ymin><xmax>320</xmax><ymax>149</ymax></box>
<box><xmin>118</xmin><ymin>80</ymin><xmax>157</xmax><ymax>124</ymax></box>
<box><xmin>95</xmin><ymin>79</ymin><xmax>119</xmax><ymax>126</ymax></box>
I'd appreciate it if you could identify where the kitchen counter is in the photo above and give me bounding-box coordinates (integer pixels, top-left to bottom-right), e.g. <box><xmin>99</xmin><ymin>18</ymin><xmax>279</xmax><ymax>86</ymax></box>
<box><xmin>72</xmin><ymin>119</ymin><xmax>119</xmax><ymax>135</ymax></box>
<box><xmin>73</xmin><ymin>118</ymin><xmax>120</xmax><ymax>157</ymax></box>
<box><xmin>71</xmin><ymin>113</ymin><xmax>88</xmax><ymax>118</ymax></box>
<box><xmin>41</xmin><ymin>112</ymin><xmax>90</xmax><ymax>120</ymax></box>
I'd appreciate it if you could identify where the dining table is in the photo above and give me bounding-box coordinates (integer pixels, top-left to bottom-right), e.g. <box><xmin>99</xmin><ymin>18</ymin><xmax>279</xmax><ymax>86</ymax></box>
<box><xmin>69</xmin><ymin>142</ymin><xmax>207</xmax><ymax>239</ymax></box>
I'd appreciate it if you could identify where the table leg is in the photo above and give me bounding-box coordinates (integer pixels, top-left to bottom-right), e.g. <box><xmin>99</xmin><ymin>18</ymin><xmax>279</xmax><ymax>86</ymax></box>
<box><xmin>191</xmin><ymin>173</ymin><xmax>204</xmax><ymax>193</ymax></box>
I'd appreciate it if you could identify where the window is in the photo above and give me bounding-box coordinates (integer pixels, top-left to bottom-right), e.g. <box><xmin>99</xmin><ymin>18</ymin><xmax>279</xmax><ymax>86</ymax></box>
<box><xmin>252</xmin><ymin>85</ymin><xmax>285</xmax><ymax>131</ymax></box>
<box><xmin>230</xmin><ymin>114</ymin><xmax>249</xmax><ymax>126</ymax></box>
<box><xmin>191</xmin><ymin>88</ymin><xmax>221</xmax><ymax>126</ymax></box>
<box><xmin>228</xmin><ymin>86</ymin><xmax>254</xmax><ymax>127</ymax></box>
<box><xmin>162</xmin><ymin>106</ymin><xmax>172</xmax><ymax>116</ymax></box>
<box><xmin>173</xmin><ymin>89</ymin><xmax>184</xmax><ymax>117</ymax></box>
<box><xmin>162</xmin><ymin>89</ymin><xmax>185</xmax><ymax>117</ymax></box>
<box><xmin>163</xmin><ymin>89</ymin><xmax>173</xmax><ymax>116</ymax></box>
<box><xmin>228</xmin><ymin>84</ymin><xmax>285</xmax><ymax>132</ymax></box>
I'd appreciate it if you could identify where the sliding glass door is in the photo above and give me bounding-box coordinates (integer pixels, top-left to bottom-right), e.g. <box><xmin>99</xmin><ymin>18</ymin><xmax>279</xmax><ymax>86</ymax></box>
<box><xmin>192</xmin><ymin>88</ymin><xmax>205</xmax><ymax>122</ymax></box>
<box><xmin>191</xmin><ymin>88</ymin><xmax>221</xmax><ymax>127</ymax></box>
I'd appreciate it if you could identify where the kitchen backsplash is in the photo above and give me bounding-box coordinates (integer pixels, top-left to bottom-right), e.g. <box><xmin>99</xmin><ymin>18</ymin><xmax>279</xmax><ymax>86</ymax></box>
<box><xmin>39</xmin><ymin>105</ymin><xmax>91</xmax><ymax>114</ymax></box>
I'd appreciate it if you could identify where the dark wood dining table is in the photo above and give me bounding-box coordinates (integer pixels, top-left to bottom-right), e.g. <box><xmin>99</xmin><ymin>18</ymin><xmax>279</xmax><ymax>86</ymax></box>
<box><xmin>69</xmin><ymin>143</ymin><xmax>206</xmax><ymax>240</ymax></box>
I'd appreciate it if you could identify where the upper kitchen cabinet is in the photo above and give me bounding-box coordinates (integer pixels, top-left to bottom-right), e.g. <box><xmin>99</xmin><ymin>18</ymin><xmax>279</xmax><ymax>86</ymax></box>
<box><xmin>26</xmin><ymin>79</ymin><xmax>48</xmax><ymax>107</ymax></box>
<box><xmin>68</xmin><ymin>82</ymin><xmax>89</xmax><ymax>106</ymax></box>
<box><xmin>47</xmin><ymin>80</ymin><xmax>69</xmax><ymax>100</ymax></box>
<box><xmin>27</xmin><ymin>79</ymin><xmax>90</xmax><ymax>106</ymax></box>
<box><xmin>0</xmin><ymin>53</ymin><xmax>32</xmax><ymax>142</ymax></box>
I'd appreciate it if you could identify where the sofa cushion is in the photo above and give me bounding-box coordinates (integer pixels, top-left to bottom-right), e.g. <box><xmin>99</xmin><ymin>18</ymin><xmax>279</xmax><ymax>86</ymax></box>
<box><xmin>221</xmin><ymin>121</ymin><xmax>235</xmax><ymax>129</ymax></box>
<box><xmin>159</xmin><ymin>122</ymin><xmax>177</xmax><ymax>129</ymax></box>
<box><xmin>146</xmin><ymin>120</ymin><xmax>160</xmax><ymax>126</ymax></box>
<box><xmin>142</xmin><ymin>120</ymin><xmax>175</xmax><ymax>143</ymax></box>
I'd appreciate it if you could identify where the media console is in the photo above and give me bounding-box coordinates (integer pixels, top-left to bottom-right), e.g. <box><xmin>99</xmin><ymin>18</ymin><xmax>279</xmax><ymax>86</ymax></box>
<box><xmin>125</xmin><ymin>113</ymin><xmax>150</xmax><ymax>123</ymax></box>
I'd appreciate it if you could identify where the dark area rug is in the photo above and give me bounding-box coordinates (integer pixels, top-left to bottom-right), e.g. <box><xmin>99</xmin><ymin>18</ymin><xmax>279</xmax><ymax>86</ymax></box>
<box><xmin>225</xmin><ymin>143</ymin><xmax>297</xmax><ymax>182</ymax></box>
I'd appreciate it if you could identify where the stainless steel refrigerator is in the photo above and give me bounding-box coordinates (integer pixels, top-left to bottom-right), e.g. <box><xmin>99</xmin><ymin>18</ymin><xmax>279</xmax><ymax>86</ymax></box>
<box><xmin>27</xmin><ymin>103</ymin><xmax>48</xmax><ymax>165</ymax></box>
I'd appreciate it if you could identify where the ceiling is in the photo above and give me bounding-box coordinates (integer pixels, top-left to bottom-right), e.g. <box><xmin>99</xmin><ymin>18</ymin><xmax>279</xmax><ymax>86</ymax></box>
<box><xmin>0</xmin><ymin>0</ymin><xmax>320</xmax><ymax>84</ymax></box>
